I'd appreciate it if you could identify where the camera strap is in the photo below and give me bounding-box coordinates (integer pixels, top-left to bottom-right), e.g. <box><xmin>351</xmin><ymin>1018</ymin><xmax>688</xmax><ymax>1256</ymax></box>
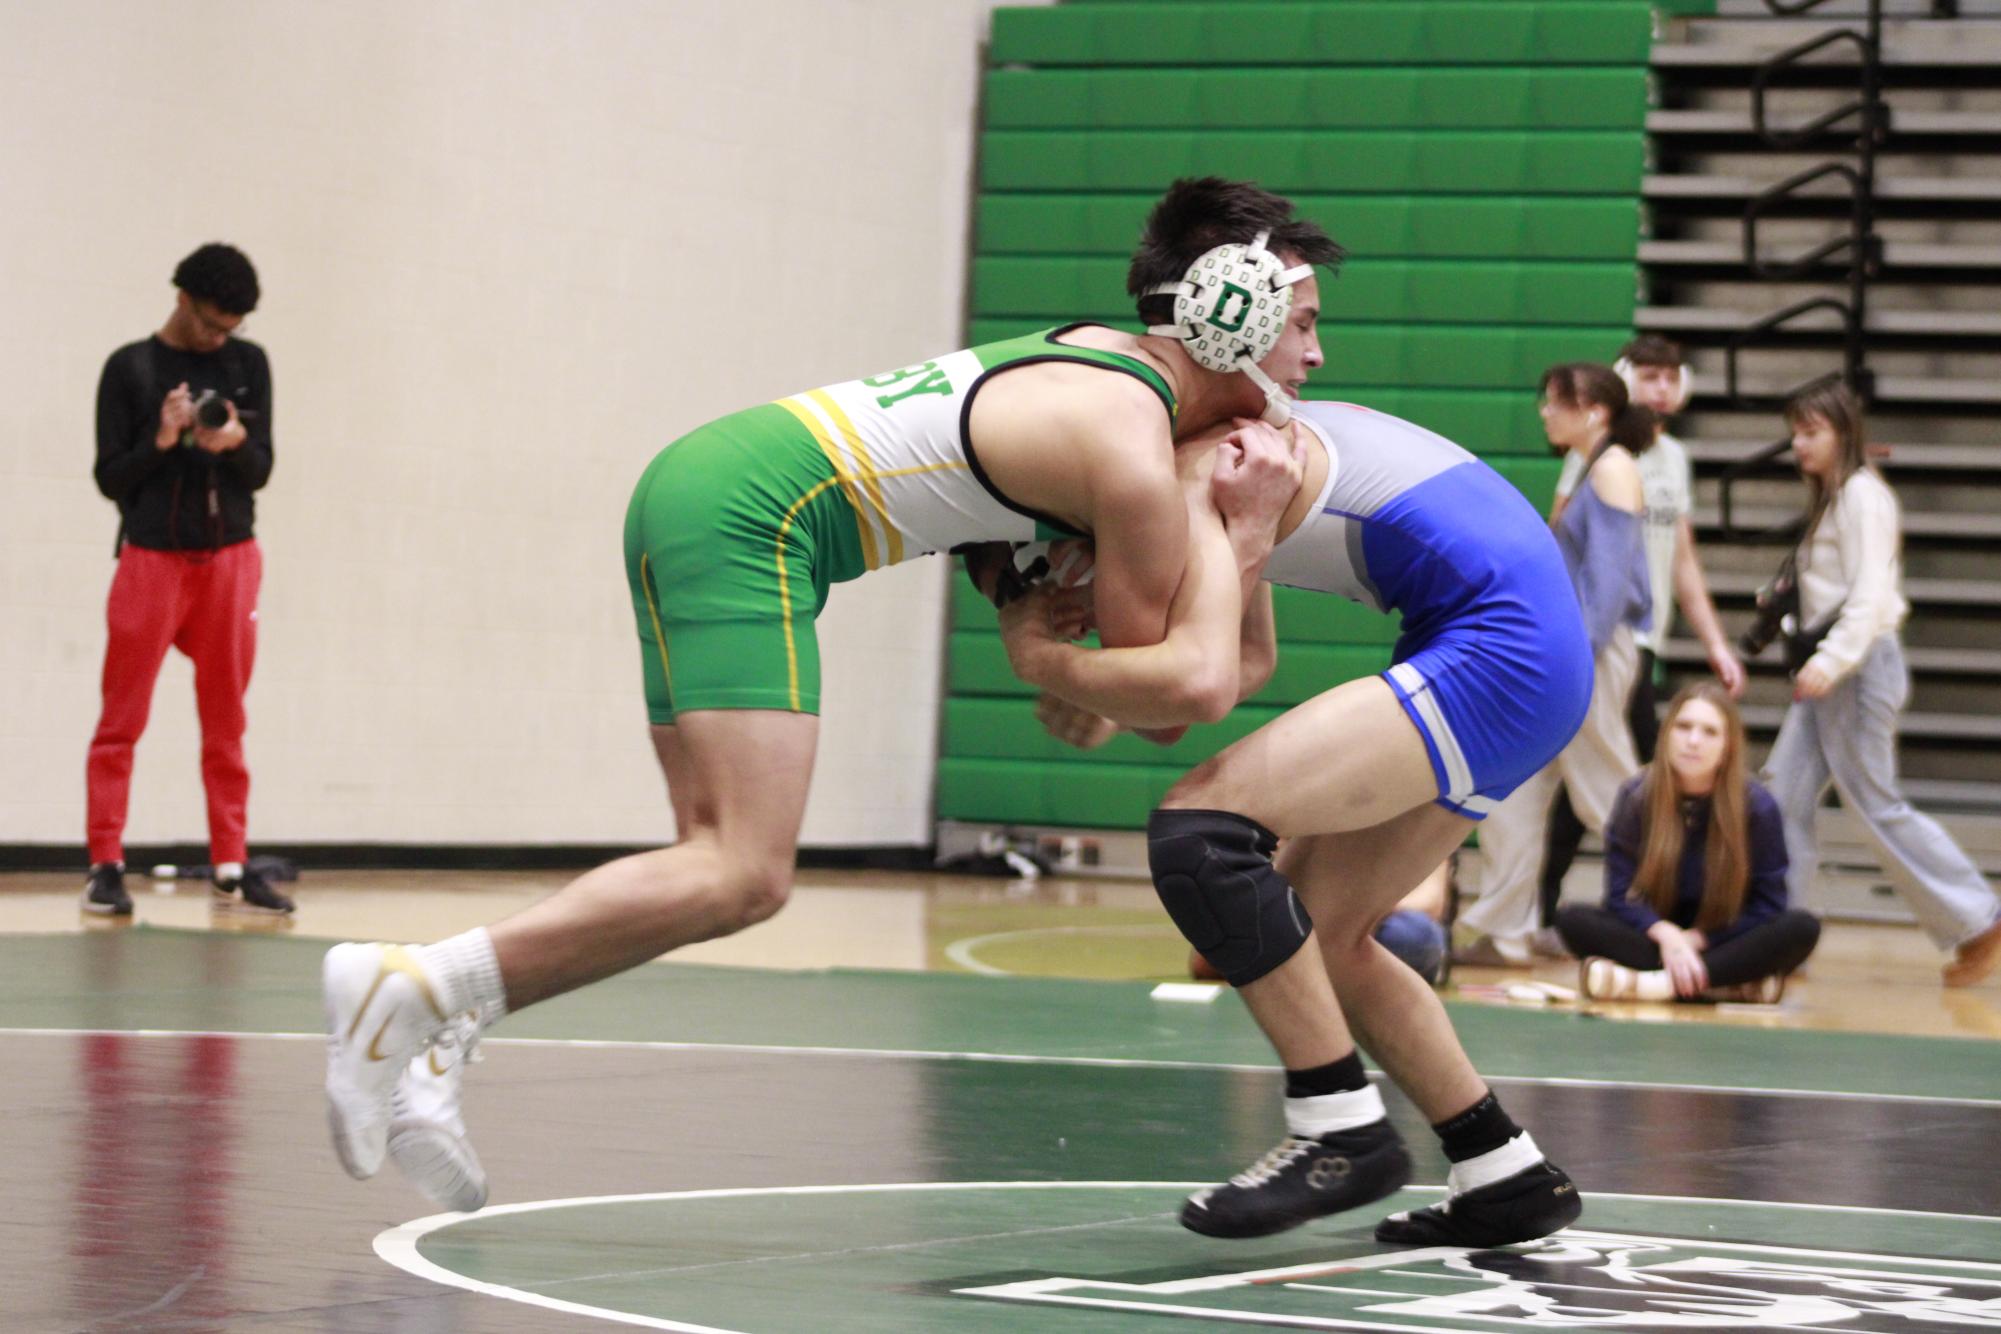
<box><xmin>1775</xmin><ymin>543</ymin><xmax>1849</xmax><ymax>673</ymax></box>
<box><xmin>204</xmin><ymin>460</ymin><xmax>223</xmax><ymax>551</ymax></box>
<box><xmin>1772</xmin><ymin>542</ymin><xmax>1801</xmax><ymax>592</ymax></box>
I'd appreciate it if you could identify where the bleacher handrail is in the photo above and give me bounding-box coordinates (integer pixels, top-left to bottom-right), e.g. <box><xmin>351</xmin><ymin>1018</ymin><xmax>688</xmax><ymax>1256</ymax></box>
<box><xmin>1712</xmin><ymin>0</ymin><xmax>1886</xmax><ymax>507</ymax></box>
<box><xmin>1749</xmin><ymin>28</ymin><xmax>1883</xmax><ymax>148</ymax></box>
<box><xmin>1717</xmin><ymin>436</ymin><xmax>1808</xmax><ymax>545</ymax></box>
<box><xmin>1742</xmin><ymin>160</ymin><xmax>1866</xmax><ymax>277</ymax></box>
<box><xmin>1725</xmin><ymin>297</ymin><xmax>1861</xmax><ymax>401</ymax></box>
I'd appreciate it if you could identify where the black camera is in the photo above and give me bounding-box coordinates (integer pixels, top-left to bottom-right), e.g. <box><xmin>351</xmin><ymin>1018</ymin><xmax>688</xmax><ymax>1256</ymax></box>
<box><xmin>1738</xmin><ymin>565</ymin><xmax>1799</xmax><ymax>659</ymax></box>
<box><xmin>192</xmin><ymin>389</ymin><xmax>232</xmax><ymax>431</ymax></box>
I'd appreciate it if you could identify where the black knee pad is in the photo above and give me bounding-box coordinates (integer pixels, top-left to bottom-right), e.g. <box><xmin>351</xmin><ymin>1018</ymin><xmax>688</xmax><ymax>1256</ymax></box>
<box><xmin>1147</xmin><ymin>807</ymin><xmax>1312</xmax><ymax>988</ymax></box>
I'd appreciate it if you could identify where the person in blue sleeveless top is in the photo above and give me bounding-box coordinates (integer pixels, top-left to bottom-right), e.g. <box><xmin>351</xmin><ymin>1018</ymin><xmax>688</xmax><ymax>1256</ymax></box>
<box><xmin>1459</xmin><ymin>364</ymin><xmax>1655</xmax><ymax>964</ymax></box>
<box><xmin>1002</xmin><ymin>394</ymin><xmax>1599</xmax><ymax>1246</ymax></box>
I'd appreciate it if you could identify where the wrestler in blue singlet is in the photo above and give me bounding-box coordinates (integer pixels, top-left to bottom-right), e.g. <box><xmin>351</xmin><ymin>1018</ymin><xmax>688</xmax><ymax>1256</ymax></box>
<box><xmin>1267</xmin><ymin>401</ymin><xmax>1593</xmax><ymax>819</ymax></box>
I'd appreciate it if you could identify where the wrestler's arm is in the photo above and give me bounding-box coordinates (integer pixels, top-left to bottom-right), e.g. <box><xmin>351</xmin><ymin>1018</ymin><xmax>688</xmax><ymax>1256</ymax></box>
<box><xmin>1014</xmin><ymin>419</ymin><xmax>1296</xmax><ymax>739</ymax></box>
<box><xmin>1037</xmin><ymin>555</ymin><xmax>1277</xmax><ymax>752</ymax></box>
<box><xmin>1237</xmin><ymin>583</ymin><xmax>1278</xmax><ymax>702</ymax></box>
<box><xmin>1188</xmin><ymin>420</ymin><xmax>1285</xmax><ymax>711</ymax></box>
<box><xmin>1003</xmin><ymin>485</ymin><xmax>1246</xmax><ymax>727</ymax></box>
<box><xmin>1084</xmin><ymin>410</ymin><xmax>1186</xmax><ymax>657</ymax></box>
<box><xmin>1138</xmin><ymin>457</ymin><xmax>1282</xmax><ymax>744</ymax></box>
<box><xmin>1000</xmin><ymin>395</ymin><xmax>1283</xmax><ymax>730</ymax></box>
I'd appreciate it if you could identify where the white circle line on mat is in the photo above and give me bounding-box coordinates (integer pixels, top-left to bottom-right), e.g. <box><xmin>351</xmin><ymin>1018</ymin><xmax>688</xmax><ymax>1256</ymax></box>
<box><xmin>373</xmin><ymin>1180</ymin><xmax>2001</xmax><ymax>1331</ymax></box>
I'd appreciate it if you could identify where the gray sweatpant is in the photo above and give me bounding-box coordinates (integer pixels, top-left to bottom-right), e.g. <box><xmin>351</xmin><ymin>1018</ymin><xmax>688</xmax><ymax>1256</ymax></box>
<box><xmin>1763</xmin><ymin>633</ymin><xmax>1999</xmax><ymax>951</ymax></box>
<box><xmin>1462</xmin><ymin>624</ymin><xmax>1641</xmax><ymax>954</ymax></box>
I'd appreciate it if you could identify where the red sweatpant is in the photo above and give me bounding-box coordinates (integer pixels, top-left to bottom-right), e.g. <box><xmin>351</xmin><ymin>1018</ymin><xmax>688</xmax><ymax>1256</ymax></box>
<box><xmin>86</xmin><ymin>540</ymin><xmax>261</xmax><ymax>865</ymax></box>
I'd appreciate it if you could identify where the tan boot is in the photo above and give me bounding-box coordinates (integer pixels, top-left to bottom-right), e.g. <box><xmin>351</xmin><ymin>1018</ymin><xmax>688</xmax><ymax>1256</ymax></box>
<box><xmin>1944</xmin><ymin>918</ymin><xmax>2001</xmax><ymax>988</ymax></box>
<box><xmin>1580</xmin><ymin>957</ymin><xmax>1673</xmax><ymax>1002</ymax></box>
<box><xmin>1580</xmin><ymin>957</ymin><xmax>1637</xmax><ymax>1000</ymax></box>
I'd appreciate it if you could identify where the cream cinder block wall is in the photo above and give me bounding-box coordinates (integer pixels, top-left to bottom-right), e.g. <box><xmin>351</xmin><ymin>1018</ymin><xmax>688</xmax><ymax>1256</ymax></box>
<box><xmin>0</xmin><ymin>0</ymin><xmax>1047</xmax><ymax>850</ymax></box>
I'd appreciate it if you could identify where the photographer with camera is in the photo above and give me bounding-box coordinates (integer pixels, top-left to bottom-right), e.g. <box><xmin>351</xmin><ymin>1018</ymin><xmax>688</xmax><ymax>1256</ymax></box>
<box><xmin>82</xmin><ymin>243</ymin><xmax>291</xmax><ymax>918</ymax></box>
<box><xmin>1758</xmin><ymin>381</ymin><xmax>1998</xmax><ymax>987</ymax></box>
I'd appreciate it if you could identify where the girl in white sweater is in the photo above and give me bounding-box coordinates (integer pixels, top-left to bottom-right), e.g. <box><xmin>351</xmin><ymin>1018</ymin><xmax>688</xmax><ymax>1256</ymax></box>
<box><xmin>1763</xmin><ymin>381</ymin><xmax>2001</xmax><ymax>987</ymax></box>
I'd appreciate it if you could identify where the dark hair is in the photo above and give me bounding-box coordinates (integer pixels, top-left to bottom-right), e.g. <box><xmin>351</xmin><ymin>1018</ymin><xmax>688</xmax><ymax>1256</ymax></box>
<box><xmin>1128</xmin><ymin>177</ymin><xmax>1344</xmax><ymax>326</ymax></box>
<box><xmin>172</xmin><ymin>243</ymin><xmax>260</xmax><ymax>315</ymax></box>
<box><xmin>1784</xmin><ymin>377</ymin><xmax>1870</xmax><ymax>535</ymax></box>
<box><xmin>1619</xmin><ymin>333</ymin><xmax>1685</xmax><ymax>370</ymax></box>
<box><xmin>1540</xmin><ymin>361</ymin><xmax>1657</xmax><ymax>453</ymax></box>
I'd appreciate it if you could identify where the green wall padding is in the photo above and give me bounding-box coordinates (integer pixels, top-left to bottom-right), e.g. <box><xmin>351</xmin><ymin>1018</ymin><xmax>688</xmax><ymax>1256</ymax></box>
<box><xmin>942</xmin><ymin>0</ymin><xmax>1654</xmax><ymax>830</ymax></box>
<box><xmin>977</xmin><ymin>195</ymin><xmax>1644</xmax><ymax>259</ymax></box>
<box><xmin>981</xmin><ymin>130</ymin><xmax>1646</xmax><ymax>192</ymax></box>
<box><xmin>990</xmin><ymin>3</ymin><xmax>1654</xmax><ymax>65</ymax></box>
<box><xmin>984</xmin><ymin>69</ymin><xmax>1650</xmax><ymax>127</ymax></box>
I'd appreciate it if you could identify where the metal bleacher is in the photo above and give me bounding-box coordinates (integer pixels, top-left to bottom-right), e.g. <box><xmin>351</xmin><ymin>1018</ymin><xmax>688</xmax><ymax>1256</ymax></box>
<box><xmin>1642</xmin><ymin>0</ymin><xmax>2001</xmax><ymax>906</ymax></box>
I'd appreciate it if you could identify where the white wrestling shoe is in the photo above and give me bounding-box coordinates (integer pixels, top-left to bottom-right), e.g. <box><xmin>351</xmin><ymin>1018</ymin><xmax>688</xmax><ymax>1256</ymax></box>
<box><xmin>388</xmin><ymin>1011</ymin><xmax>489</xmax><ymax>1213</ymax></box>
<box><xmin>323</xmin><ymin>942</ymin><xmax>449</xmax><ymax>1180</ymax></box>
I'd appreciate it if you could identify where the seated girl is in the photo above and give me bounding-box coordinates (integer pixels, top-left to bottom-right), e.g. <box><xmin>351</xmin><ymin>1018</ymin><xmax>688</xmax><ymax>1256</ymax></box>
<box><xmin>1557</xmin><ymin>682</ymin><xmax>1820</xmax><ymax>1002</ymax></box>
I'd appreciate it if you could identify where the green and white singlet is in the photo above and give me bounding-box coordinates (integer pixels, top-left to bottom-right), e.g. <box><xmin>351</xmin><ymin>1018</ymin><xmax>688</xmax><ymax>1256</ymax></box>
<box><xmin>622</xmin><ymin>325</ymin><xmax>1175</xmax><ymax>720</ymax></box>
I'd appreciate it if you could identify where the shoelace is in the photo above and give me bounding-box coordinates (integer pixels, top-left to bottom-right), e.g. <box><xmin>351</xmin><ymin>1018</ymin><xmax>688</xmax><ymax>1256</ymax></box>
<box><xmin>432</xmin><ymin>1008</ymin><xmax>486</xmax><ymax>1071</ymax></box>
<box><xmin>1227</xmin><ymin>1136</ymin><xmax>1316</xmax><ymax>1190</ymax></box>
<box><xmin>393</xmin><ymin>1009</ymin><xmax>485</xmax><ymax>1119</ymax></box>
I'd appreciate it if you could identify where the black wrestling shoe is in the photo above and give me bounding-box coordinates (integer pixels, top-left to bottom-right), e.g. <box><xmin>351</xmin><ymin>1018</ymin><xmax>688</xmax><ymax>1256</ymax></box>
<box><xmin>81</xmin><ymin>863</ymin><xmax>133</xmax><ymax>917</ymax></box>
<box><xmin>1375</xmin><ymin>1159</ymin><xmax>1581</xmax><ymax>1248</ymax></box>
<box><xmin>1182</xmin><ymin>1120</ymin><xmax>1412</xmax><ymax>1239</ymax></box>
<box><xmin>213</xmin><ymin>866</ymin><xmax>295</xmax><ymax>915</ymax></box>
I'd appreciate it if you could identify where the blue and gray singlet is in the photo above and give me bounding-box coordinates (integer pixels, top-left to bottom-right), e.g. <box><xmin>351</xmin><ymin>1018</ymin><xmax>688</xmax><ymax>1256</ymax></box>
<box><xmin>1268</xmin><ymin>400</ymin><xmax>1595</xmax><ymax>819</ymax></box>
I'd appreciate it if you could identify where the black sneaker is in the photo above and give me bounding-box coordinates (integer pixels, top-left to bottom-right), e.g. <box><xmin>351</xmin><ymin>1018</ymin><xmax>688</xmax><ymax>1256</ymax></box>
<box><xmin>1181</xmin><ymin>1119</ymin><xmax>1412</xmax><ymax>1239</ymax></box>
<box><xmin>1375</xmin><ymin>1159</ymin><xmax>1581</xmax><ymax>1248</ymax></box>
<box><xmin>81</xmin><ymin>863</ymin><xmax>133</xmax><ymax>917</ymax></box>
<box><xmin>213</xmin><ymin>867</ymin><xmax>295</xmax><ymax>915</ymax></box>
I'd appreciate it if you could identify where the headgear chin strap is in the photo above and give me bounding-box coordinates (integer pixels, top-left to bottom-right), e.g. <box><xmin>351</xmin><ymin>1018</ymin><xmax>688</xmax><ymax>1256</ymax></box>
<box><xmin>1148</xmin><ymin>229</ymin><xmax>1314</xmax><ymax>427</ymax></box>
<box><xmin>1615</xmin><ymin>355</ymin><xmax>1693</xmax><ymax>416</ymax></box>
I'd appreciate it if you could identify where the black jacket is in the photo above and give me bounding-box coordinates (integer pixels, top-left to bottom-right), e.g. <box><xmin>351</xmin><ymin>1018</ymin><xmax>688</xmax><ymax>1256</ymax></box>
<box><xmin>95</xmin><ymin>335</ymin><xmax>273</xmax><ymax>551</ymax></box>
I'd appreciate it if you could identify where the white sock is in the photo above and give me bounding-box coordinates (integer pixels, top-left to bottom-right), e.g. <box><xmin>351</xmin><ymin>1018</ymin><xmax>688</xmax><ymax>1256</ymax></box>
<box><xmin>1285</xmin><ymin>1084</ymin><xmax>1386</xmax><ymax>1139</ymax></box>
<box><xmin>415</xmin><ymin>928</ymin><xmax>510</xmax><ymax>1024</ymax></box>
<box><xmin>1446</xmin><ymin>1131</ymin><xmax>1545</xmax><ymax>1197</ymax></box>
<box><xmin>214</xmin><ymin>861</ymin><xmax>243</xmax><ymax>882</ymax></box>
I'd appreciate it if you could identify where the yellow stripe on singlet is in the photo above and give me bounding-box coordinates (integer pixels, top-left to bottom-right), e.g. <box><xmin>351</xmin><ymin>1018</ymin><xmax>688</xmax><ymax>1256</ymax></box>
<box><xmin>764</xmin><ymin>460</ymin><xmax>984</xmax><ymax>708</ymax></box>
<box><xmin>774</xmin><ymin>476</ymin><xmax>848</xmax><ymax>711</ymax></box>
<box><xmin>775</xmin><ymin>396</ymin><xmax>881</xmax><ymax>571</ymax></box>
<box><xmin>638</xmin><ymin>554</ymin><xmax>671</xmax><ymax>691</ymax></box>
<box><xmin>806</xmin><ymin>388</ymin><xmax>904</xmax><ymax>567</ymax></box>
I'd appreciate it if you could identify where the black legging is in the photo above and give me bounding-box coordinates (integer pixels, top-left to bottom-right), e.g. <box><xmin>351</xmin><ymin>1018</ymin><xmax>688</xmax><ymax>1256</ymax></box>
<box><xmin>1554</xmin><ymin>904</ymin><xmax>1822</xmax><ymax>987</ymax></box>
<box><xmin>1539</xmin><ymin>648</ymin><xmax>1660</xmax><ymax>927</ymax></box>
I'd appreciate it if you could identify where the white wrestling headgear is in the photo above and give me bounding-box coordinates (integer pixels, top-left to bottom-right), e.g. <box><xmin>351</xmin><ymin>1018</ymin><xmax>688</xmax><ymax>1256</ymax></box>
<box><xmin>1147</xmin><ymin>229</ymin><xmax>1314</xmax><ymax>427</ymax></box>
<box><xmin>1615</xmin><ymin>355</ymin><xmax>1693</xmax><ymax>415</ymax></box>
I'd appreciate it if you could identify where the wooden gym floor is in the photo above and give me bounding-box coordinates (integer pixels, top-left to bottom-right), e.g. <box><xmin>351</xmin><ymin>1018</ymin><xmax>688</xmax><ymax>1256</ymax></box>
<box><xmin>2</xmin><ymin>867</ymin><xmax>1998</xmax><ymax>1331</ymax></box>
